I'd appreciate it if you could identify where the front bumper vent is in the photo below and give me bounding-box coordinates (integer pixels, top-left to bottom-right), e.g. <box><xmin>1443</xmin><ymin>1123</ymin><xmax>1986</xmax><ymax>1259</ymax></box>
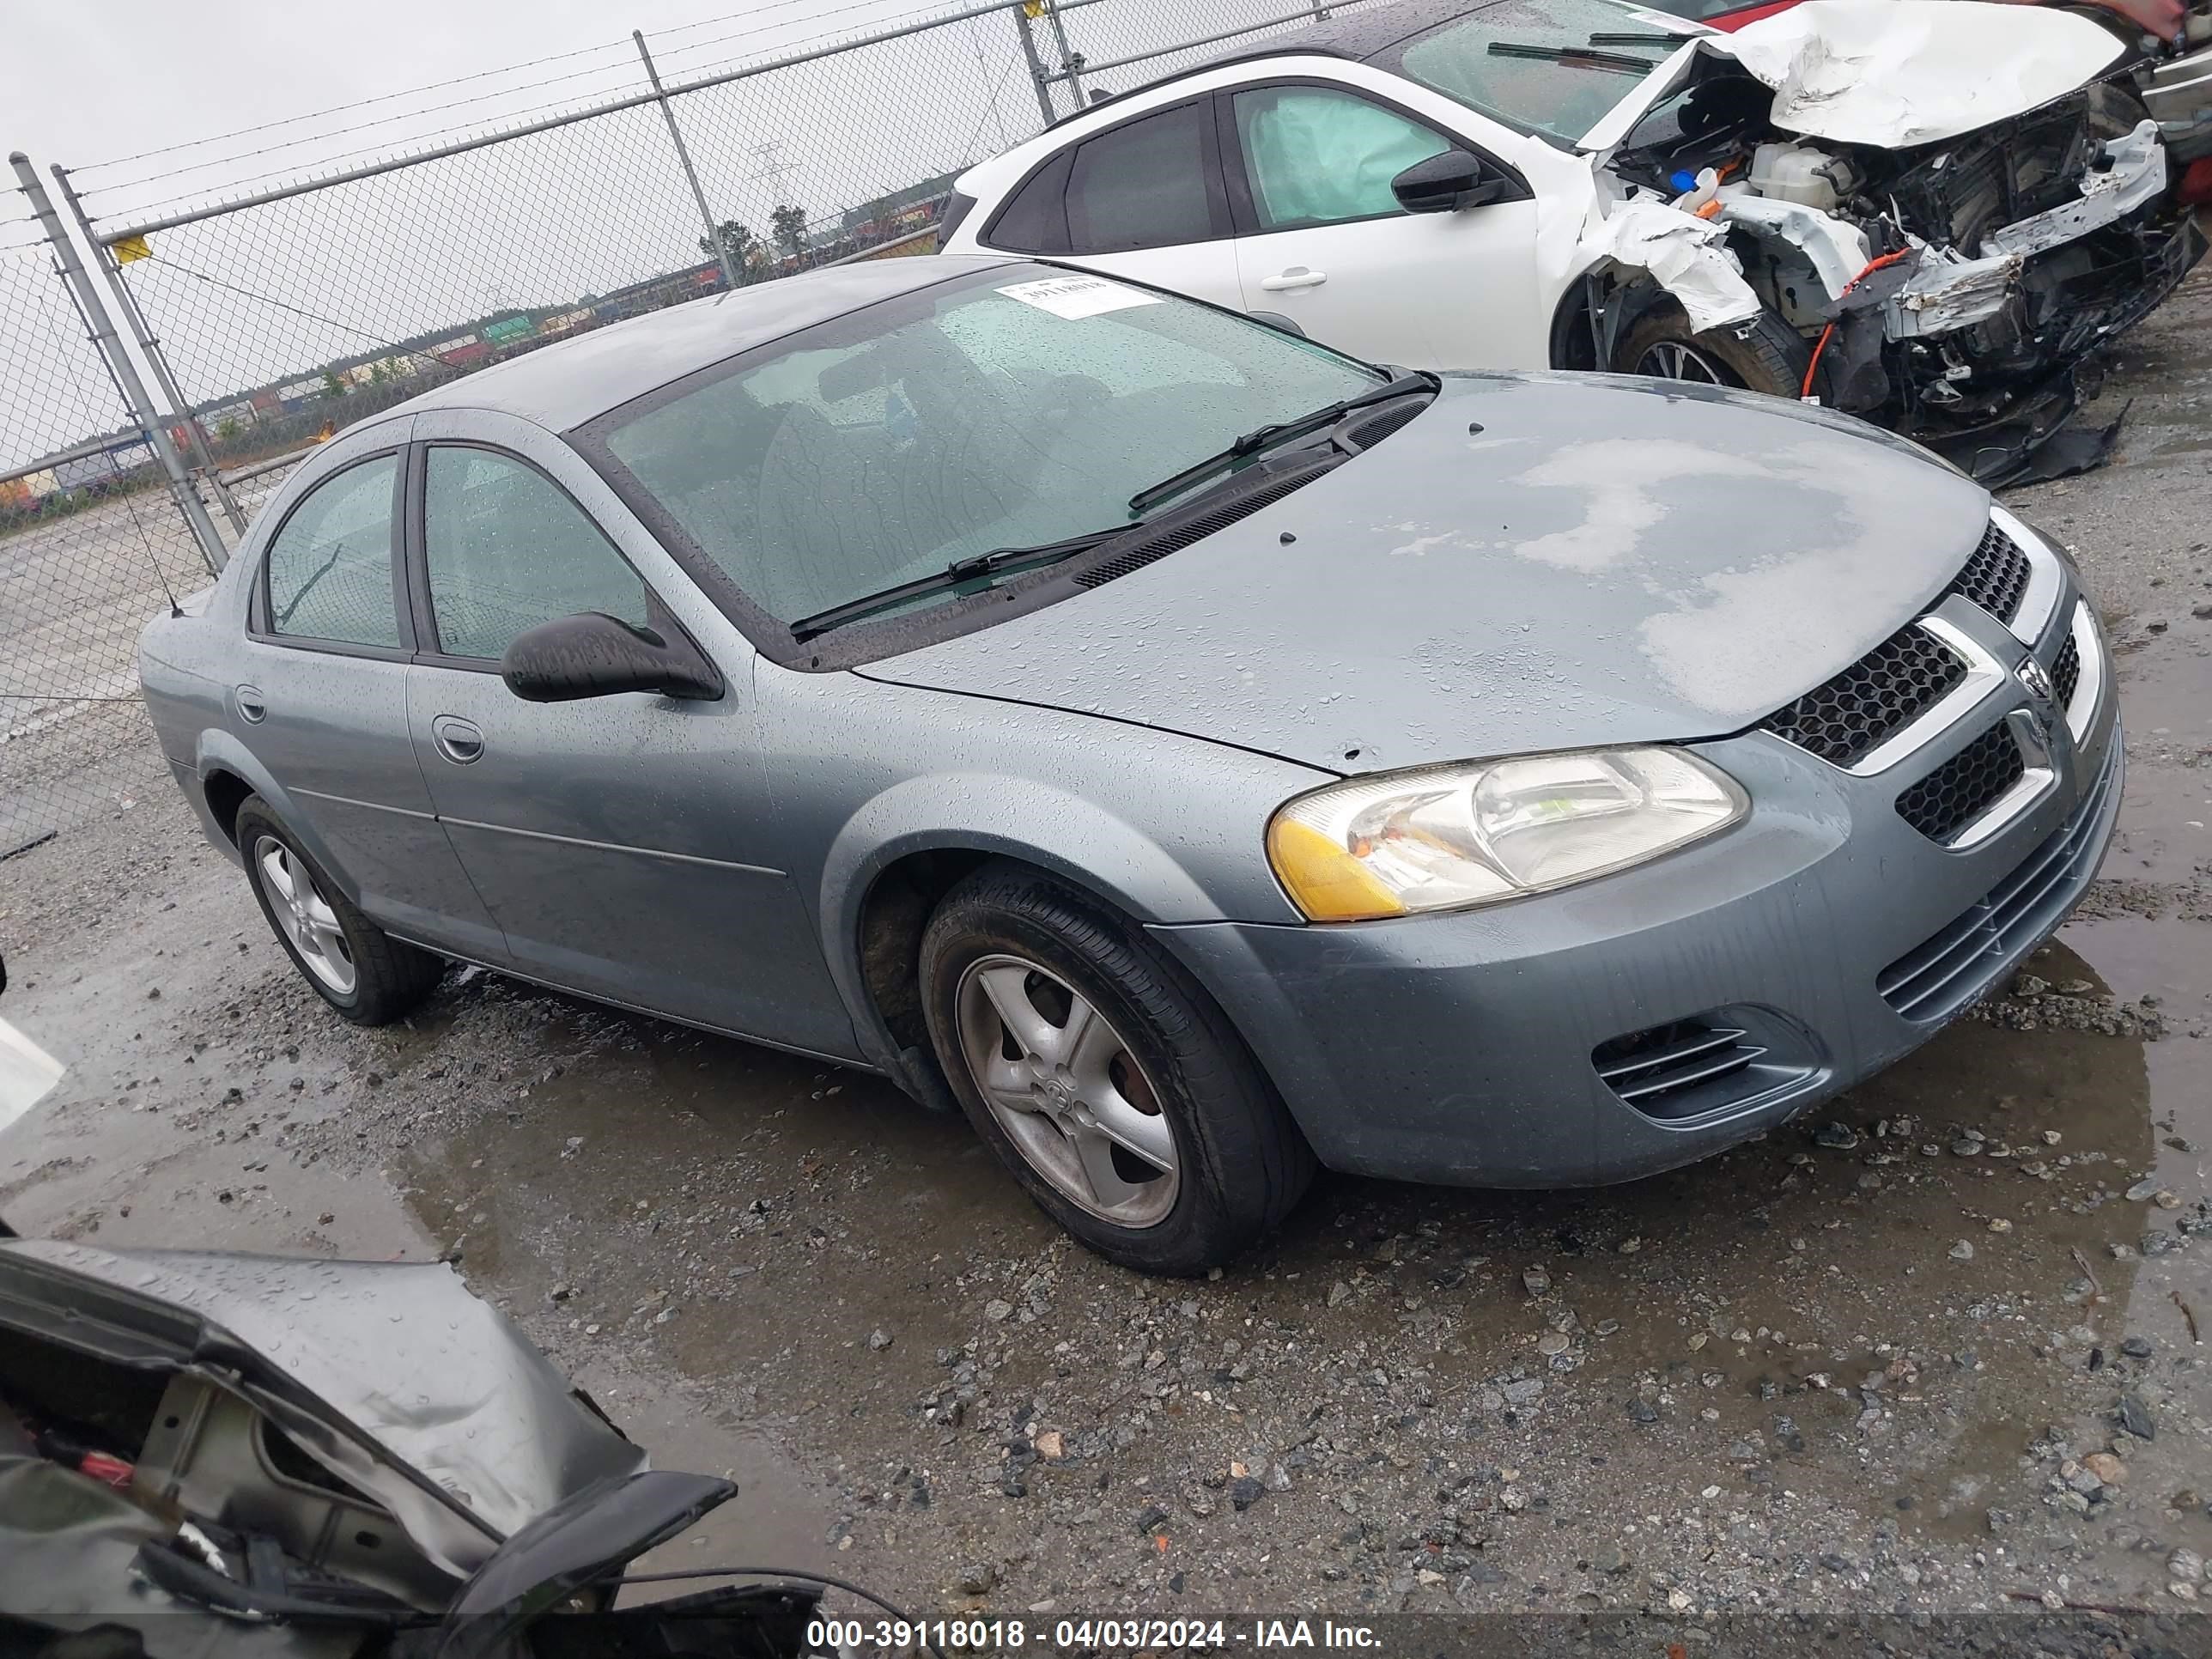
<box><xmin>1878</xmin><ymin>744</ymin><xmax>2118</xmax><ymax>1022</ymax></box>
<box><xmin>1594</xmin><ymin>1017</ymin><xmax>1777</xmax><ymax>1123</ymax></box>
<box><xmin>1760</xmin><ymin>625</ymin><xmax>1968</xmax><ymax>769</ymax></box>
<box><xmin>1895</xmin><ymin>720</ymin><xmax>2027</xmax><ymax>843</ymax></box>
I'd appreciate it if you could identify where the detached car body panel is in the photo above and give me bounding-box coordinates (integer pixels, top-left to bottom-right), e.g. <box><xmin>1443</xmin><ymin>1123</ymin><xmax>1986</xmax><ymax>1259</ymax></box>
<box><xmin>940</xmin><ymin>0</ymin><xmax>2206</xmax><ymax>479</ymax></box>
<box><xmin>138</xmin><ymin>258</ymin><xmax>2118</xmax><ymax>1244</ymax></box>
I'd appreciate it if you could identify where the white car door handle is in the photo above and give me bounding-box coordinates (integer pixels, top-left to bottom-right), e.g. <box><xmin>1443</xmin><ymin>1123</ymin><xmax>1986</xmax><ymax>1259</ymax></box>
<box><xmin>1259</xmin><ymin>268</ymin><xmax>1328</xmax><ymax>291</ymax></box>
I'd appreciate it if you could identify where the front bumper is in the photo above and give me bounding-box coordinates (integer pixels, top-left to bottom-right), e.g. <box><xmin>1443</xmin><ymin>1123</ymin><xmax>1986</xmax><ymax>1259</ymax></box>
<box><xmin>1155</xmin><ymin>582</ymin><xmax>2121</xmax><ymax>1189</ymax></box>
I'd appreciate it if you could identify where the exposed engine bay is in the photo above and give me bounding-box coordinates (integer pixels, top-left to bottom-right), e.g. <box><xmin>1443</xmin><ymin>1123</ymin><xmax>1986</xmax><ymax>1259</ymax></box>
<box><xmin>1575</xmin><ymin>0</ymin><xmax>2210</xmax><ymax>480</ymax></box>
<box><xmin>0</xmin><ymin>1233</ymin><xmax>869</xmax><ymax>1659</ymax></box>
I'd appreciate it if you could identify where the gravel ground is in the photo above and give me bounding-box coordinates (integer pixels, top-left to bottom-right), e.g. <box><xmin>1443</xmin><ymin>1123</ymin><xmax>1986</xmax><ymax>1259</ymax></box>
<box><xmin>2</xmin><ymin>264</ymin><xmax>2209</xmax><ymax>1656</ymax></box>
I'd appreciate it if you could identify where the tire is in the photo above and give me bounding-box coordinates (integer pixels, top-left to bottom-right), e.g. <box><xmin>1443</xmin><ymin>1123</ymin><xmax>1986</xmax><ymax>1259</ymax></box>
<box><xmin>920</xmin><ymin>863</ymin><xmax>1313</xmax><ymax>1275</ymax></box>
<box><xmin>234</xmin><ymin>797</ymin><xmax>444</xmax><ymax>1025</ymax></box>
<box><xmin>1613</xmin><ymin>301</ymin><xmax>1808</xmax><ymax>398</ymax></box>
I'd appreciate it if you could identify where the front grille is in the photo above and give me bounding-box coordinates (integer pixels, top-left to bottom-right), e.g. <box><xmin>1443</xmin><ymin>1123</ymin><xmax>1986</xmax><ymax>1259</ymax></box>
<box><xmin>1943</xmin><ymin>520</ymin><xmax>2030</xmax><ymax>623</ymax></box>
<box><xmin>2051</xmin><ymin>633</ymin><xmax>2081</xmax><ymax>709</ymax></box>
<box><xmin>1895</xmin><ymin>720</ymin><xmax>2026</xmax><ymax>843</ymax></box>
<box><xmin>1879</xmin><ymin>744</ymin><xmax>2118</xmax><ymax>1021</ymax></box>
<box><xmin>1761</xmin><ymin>625</ymin><xmax>1968</xmax><ymax>769</ymax></box>
<box><xmin>1591</xmin><ymin>1018</ymin><xmax>1770</xmax><ymax>1122</ymax></box>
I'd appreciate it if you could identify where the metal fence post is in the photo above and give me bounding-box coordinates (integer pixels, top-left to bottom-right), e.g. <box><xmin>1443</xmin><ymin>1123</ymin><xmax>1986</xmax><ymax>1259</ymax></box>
<box><xmin>635</xmin><ymin>30</ymin><xmax>742</xmax><ymax>291</ymax></box>
<box><xmin>1012</xmin><ymin>3</ymin><xmax>1059</xmax><ymax>125</ymax></box>
<box><xmin>1042</xmin><ymin>0</ymin><xmax>1090</xmax><ymax>107</ymax></box>
<box><xmin>50</xmin><ymin>164</ymin><xmax>248</xmax><ymax>542</ymax></box>
<box><xmin>9</xmin><ymin>152</ymin><xmax>228</xmax><ymax>576</ymax></box>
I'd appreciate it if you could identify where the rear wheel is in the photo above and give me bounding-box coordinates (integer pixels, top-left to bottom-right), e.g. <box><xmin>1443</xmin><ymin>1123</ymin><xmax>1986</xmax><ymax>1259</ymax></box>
<box><xmin>920</xmin><ymin>863</ymin><xmax>1312</xmax><ymax>1274</ymax></box>
<box><xmin>235</xmin><ymin>798</ymin><xmax>444</xmax><ymax>1025</ymax></box>
<box><xmin>1614</xmin><ymin>303</ymin><xmax>1808</xmax><ymax>398</ymax></box>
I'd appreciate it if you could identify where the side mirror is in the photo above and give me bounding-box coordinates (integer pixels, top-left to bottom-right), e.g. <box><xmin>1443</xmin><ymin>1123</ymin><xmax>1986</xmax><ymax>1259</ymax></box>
<box><xmin>501</xmin><ymin>612</ymin><xmax>721</xmax><ymax>703</ymax></box>
<box><xmin>1392</xmin><ymin>149</ymin><xmax>1508</xmax><ymax>214</ymax></box>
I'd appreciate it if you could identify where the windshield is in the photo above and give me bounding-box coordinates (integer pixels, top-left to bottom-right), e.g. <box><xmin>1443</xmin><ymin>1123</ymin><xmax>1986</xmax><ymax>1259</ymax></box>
<box><xmin>1381</xmin><ymin>0</ymin><xmax>1687</xmax><ymax>146</ymax></box>
<box><xmin>590</xmin><ymin>265</ymin><xmax>1379</xmax><ymax>631</ymax></box>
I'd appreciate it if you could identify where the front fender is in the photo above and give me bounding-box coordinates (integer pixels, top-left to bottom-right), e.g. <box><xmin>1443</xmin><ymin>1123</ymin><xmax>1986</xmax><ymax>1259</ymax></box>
<box><xmin>815</xmin><ymin>769</ymin><xmax>1307</xmax><ymax>1084</ymax></box>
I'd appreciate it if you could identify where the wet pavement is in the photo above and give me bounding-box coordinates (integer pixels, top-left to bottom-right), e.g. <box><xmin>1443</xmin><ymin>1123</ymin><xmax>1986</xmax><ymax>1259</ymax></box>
<box><xmin>2</xmin><ymin>263</ymin><xmax>2210</xmax><ymax>1634</ymax></box>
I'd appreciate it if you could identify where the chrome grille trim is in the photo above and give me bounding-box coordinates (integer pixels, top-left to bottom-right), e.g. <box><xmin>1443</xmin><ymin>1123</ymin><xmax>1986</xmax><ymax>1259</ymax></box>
<box><xmin>1989</xmin><ymin>506</ymin><xmax>2063</xmax><ymax>646</ymax></box>
<box><xmin>1948</xmin><ymin>710</ymin><xmax>2057</xmax><ymax>850</ymax></box>
<box><xmin>2063</xmin><ymin>599</ymin><xmax>2104</xmax><ymax>744</ymax></box>
<box><xmin>1844</xmin><ymin>617</ymin><xmax>2005</xmax><ymax>777</ymax></box>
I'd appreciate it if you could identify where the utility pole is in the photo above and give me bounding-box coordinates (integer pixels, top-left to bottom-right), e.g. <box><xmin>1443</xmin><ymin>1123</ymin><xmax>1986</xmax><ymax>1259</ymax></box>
<box><xmin>10</xmin><ymin>152</ymin><xmax>228</xmax><ymax>575</ymax></box>
<box><xmin>635</xmin><ymin>29</ymin><xmax>739</xmax><ymax>291</ymax></box>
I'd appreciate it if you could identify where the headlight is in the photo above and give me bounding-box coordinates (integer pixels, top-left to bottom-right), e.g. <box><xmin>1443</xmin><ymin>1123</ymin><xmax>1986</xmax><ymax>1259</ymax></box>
<box><xmin>1266</xmin><ymin>747</ymin><xmax>1747</xmax><ymax>922</ymax></box>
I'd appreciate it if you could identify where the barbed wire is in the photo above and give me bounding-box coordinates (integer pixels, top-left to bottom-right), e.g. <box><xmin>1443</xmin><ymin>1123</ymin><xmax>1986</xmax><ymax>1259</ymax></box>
<box><xmin>82</xmin><ymin>0</ymin><xmax>1007</xmax><ymax>229</ymax></box>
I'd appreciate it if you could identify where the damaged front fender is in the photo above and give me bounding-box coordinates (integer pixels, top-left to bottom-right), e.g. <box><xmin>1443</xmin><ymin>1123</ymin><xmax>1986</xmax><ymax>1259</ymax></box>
<box><xmin>1577</xmin><ymin>198</ymin><xmax>1764</xmax><ymax>333</ymax></box>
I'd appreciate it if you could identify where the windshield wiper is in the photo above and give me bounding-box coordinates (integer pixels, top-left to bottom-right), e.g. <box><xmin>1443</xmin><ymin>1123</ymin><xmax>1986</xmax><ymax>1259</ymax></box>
<box><xmin>788</xmin><ymin>526</ymin><xmax>1126</xmax><ymax>641</ymax></box>
<box><xmin>1127</xmin><ymin>371</ymin><xmax>1437</xmax><ymax>518</ymax></box>
<box><xmin>1485</xmin><ymin>40</ymin><xmax>1658</xmax><ymax>73</ymax></box>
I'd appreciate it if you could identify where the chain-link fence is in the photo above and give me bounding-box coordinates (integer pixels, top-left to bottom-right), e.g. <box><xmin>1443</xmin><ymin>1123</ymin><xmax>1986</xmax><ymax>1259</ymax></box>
<box><xmin>0</xmin><ymin>0</ymin><xmax>1372</xmax><ymax>860</ymax></box>
<box><xmin>0</xmin><ymin>231</ymin><xmax>216</xmax><ymax>859</ymax></box>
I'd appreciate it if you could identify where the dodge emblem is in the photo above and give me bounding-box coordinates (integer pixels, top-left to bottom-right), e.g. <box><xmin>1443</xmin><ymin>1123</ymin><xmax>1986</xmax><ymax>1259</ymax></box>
<box><xmin>2019</xmin><ymin>657</ymin><xmax>2055</xmax><ymax>704</ymax></box>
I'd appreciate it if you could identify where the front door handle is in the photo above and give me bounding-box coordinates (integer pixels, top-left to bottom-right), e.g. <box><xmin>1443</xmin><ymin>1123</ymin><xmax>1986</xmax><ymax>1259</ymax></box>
<box><xmin>429</xmin><ymin>714</ymin><xmax>484</xmax><ymax>765</ymax></box>
<box><xmin>1259</xmin><ymin>267</ymin><xmax>1328</xmax><ymax>291</ymax></box>
<box><xmin>234</xmin><ymin>684</ymin><xmax>266</xmax><ymax>723</ymax></box>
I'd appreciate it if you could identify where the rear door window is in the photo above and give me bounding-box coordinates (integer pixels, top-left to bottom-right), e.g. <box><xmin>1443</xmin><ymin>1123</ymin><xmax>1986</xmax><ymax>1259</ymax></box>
<box><xmin>1064</xmin><ymin>102</ymin><xmax>1224</xmax><ymax>253</ymax></box>
<box><xmin>263</xmin><ymin>455</ymin><xmax>403</xmax><ymax>650</ymax></box>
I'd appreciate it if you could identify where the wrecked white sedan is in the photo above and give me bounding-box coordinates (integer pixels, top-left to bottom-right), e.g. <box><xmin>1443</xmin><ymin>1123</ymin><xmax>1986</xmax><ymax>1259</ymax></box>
<box><xmin>939</xmin><ymin>0</ymin><xmax>2207</xmax><ymax>480</ymax></box>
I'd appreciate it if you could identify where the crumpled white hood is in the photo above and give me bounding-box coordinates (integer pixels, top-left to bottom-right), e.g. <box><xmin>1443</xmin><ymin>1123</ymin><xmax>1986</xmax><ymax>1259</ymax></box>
<box><xmin>1583</xmin><ymin>0</ymin><xmax>2128</xmax><ymax>153</ymax></box>
<box><xmin>1731</xmin><ymin>0</ymin><xmax>2128</xmax><ymax>147</ymax></box>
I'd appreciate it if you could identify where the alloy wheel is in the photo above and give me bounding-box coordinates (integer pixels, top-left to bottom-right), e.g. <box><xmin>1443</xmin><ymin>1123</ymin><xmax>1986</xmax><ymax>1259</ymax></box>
<box><xmin>954</xmin><ymin>954</ymin><xmax>1177</xmax><ymax>1226</ymax></box>
<box><xmin>253</xmin><ymin>835</ymin><xmax>357</xmax><ymax>995</ymax></box>
<box><xmin>1636</xmin><ymin>339</ymin><xmax>1735</xmax><ymax>386</ymax></box>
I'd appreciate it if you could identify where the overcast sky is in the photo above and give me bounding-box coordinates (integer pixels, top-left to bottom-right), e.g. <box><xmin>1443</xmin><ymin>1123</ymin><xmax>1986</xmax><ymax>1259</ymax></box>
<box><xmin>3</xmin><ymin>0</ymin><xmax>922</xmax><ymax>189</ymax></box>
<box><xmin>0</xmin><ymin>0</ymin><xmax>1286</xmax><ymax>468</ymax></box>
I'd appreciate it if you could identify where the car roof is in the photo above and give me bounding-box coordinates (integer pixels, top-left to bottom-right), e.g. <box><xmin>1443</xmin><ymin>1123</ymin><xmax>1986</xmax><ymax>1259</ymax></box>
<box><xmin>385</xmin><ymin>254</ymin><xmax>1025</xmax><ymax>433</ymax></box>
<box><xmin>1044</xmin><ymin>0</ymin><xmax>1492</xmax><ymax>129</ymax></box>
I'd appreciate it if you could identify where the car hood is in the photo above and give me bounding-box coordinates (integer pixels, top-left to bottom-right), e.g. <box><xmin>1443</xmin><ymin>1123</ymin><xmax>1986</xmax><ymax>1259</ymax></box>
<box><xmin>860</xmin><ymin>373</ymin><xmax>1990</xmax><ymax>775</ymax></box>
<box><xmin>1579</xmin><ymin>0</ymin><xmax>2128</xmax><ymax>153</ymax></box>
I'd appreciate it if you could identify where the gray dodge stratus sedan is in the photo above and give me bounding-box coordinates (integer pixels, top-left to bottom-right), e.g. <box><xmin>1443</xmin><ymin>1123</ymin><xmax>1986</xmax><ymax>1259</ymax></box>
<box><xmin>140</xmin><ymin>255</ymin><xmax>2119</xmax><ymax>1273</ymax></box>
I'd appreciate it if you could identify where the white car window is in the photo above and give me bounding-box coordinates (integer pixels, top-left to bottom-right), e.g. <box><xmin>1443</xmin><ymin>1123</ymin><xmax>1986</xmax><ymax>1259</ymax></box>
<box><xmin>1233</xmin><ymin>87</ymin><xmax>1454</xmax><ymax>230</ymax></box>
<box><xmin>263</xmin><ymin>455</ymin><xmax>402</xmax><ymax>650</ymax></box>
<box><xmin>422</xmin><ymin>447</ymin><xmax>648</xmax><ymax>660</ymax></box>
<box><xmin>1064</xmin><ymin>102</ymin><xmax>1218</xmax><ymax>253</ymax></box>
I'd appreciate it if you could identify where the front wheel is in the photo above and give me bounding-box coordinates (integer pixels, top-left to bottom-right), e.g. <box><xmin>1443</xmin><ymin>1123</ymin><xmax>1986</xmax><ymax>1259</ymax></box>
<box><xmin>1613</xmin><ymin>302</ymin><xmax>1808</xmax><ymax>398</ymax></box>
<box><xmin>920</xmin><ymin>864</ymin><xmax>1312</xmax><ymax>1275</ymax></box>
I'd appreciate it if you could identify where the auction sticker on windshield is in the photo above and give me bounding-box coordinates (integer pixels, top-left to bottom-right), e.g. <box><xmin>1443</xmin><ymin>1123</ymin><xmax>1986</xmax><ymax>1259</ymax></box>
<box><xmin>997</xmin><ymin>274</ymin><xmax>1163</xmax><ymax>319</ymax></box>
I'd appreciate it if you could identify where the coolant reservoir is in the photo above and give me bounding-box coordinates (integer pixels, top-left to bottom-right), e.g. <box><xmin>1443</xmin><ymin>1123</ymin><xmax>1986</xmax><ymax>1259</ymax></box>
<box><xmin>1748</xmin><ymin>143</ymin><xmax>1847</xmax><ymax>211</ymax></box>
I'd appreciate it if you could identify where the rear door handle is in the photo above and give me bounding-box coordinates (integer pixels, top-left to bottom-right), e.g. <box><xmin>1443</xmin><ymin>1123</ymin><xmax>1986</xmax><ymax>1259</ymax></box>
<box><xmin>430</xmin><ymin>714</ymin><xmax>484</xmax><ymax>765</ymax></box>
<box><xmin>234</xmin><ymin>684</ymin><xmax>266</xmax><ymax>724</ymax></box>
<box><xmin>1259</xmin><ymin>267</ymin><xmax>1328</xmax><ymax>291</ymax></box>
